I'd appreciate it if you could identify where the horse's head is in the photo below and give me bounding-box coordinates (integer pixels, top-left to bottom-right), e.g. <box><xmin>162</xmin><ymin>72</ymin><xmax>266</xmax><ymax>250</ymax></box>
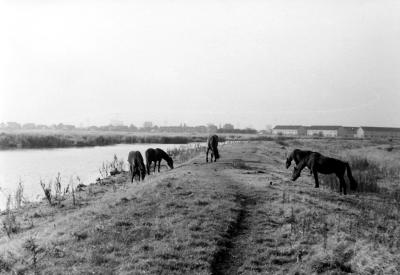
<box><xmin>286</xmin><ymin>158</ymin><xmax>292</xmax><ymax>169</ymax></box>
<box><xmin>140</xmin><ymin>166</ymin><xmax>146</xmax><ymax>180</ymax></box>
<box><xmin>167</xmin><ymin>157</ymin><xmax>174</xmax><ymax>169</ymax></box>
<box><xmin>291</xmin><ymin>166</ymin><xmax>301</xmax><ymax>181</ymax></box>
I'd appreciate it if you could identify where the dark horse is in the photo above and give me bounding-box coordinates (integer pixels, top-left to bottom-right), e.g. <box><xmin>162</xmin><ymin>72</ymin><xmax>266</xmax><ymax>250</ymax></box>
<box><xmin>145</xmin><ymin>148</ymin><xmax>174</xmax><ymax>175</ymax></box>
<box><xmin>206</xmin><ymin>135</ymin><xmax>219</xmax><ymax>162</ymax></box>
<box><xmin>128</xmin><ymin>151</ymin><xmax>146</xmax><ymax>182</ymax></box>
<box><xmin>291</xmin><ymin>151</ymin><xmax>357</xmax><ymax>195</ymax></box>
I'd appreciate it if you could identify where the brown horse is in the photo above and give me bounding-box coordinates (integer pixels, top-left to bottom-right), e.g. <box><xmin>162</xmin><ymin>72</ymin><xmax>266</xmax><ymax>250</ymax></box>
<box><xmin>128</xmin><ymin>151</ymin><xmax>146</xmax><ymax>182</ymax></box>
<box><xmin>291</xmin><ymin>152</ymin><xmax>357</xmax><ymax>195</ymax></box>
<box><xmin>145</xmin><ymin>148</ymin><xmax>174</xmax><ymax>175</ymax></box>
<box><xmin>206</xmin><ymin>135</ymin><xmax>219</xmax><ymax>162</ymax></box>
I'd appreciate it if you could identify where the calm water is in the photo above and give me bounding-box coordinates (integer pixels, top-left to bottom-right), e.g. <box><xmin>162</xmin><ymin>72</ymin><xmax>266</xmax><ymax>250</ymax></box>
<box><xmin>0</xmin><ymin>143</ymin><xmax>197</xmax><ymax>209</ymax></box>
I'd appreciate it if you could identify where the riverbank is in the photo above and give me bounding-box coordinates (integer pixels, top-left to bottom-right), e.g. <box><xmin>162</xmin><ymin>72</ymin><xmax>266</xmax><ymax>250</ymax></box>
<box><xmin>1</xmin><ymin>140</ymin><xmax>400</xmax><ymax>274</ymax></box>
<box><xmin>0</xmin><ymin>131</ymin><xmax>208</xmax><ymax>150</ymax></box>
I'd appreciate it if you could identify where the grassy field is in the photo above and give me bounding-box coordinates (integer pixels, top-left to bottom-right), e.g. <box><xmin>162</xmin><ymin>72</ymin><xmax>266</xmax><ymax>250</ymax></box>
<box><xmin>1</xmin><ymin>139</ymin><xmax>400</xmax><ymax>274</ymax></box>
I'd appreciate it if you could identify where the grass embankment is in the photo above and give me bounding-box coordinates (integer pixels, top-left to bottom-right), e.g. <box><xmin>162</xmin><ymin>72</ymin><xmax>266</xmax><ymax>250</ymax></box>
<box><xmin>0</xmin><ymin>147</ymin><xmax>244</xmax><ymax>274</ymax></box>
<box><xmin>1</xmin><ymin>139</ymin><xmax>400</xmax><ymax>274</ymax></box>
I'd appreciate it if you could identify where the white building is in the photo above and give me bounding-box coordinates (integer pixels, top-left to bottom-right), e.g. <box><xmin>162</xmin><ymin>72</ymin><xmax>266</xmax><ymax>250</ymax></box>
<box><xmin>272</xmin><ymin>125</ymin><xmax>306</xmax><ymax>136</ymax></box>
<box><xmin>306</xmin><ymin>126</ymin><xmax>341</xmax><ymax>137</ymax></box>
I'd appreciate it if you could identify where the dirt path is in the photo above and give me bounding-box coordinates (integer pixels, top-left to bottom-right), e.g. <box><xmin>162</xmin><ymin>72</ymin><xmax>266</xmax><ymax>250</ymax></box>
<box><xmin>210</xmin><ymin>142</ymin><xmax>296</xmax><ymax>275</ymax></box>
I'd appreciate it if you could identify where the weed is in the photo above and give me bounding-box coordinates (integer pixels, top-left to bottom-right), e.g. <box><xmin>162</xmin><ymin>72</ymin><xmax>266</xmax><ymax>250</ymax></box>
<box><xmin>39</xmin><ymin>180</ymin><xmax>52</xmax><ymax>205</ymax></box>
<box><xmin>15</xmin><ymin>180</ymin><xmax>25</xmax><ymax>208</ymax></box>
<box><xmin>167</xmin><ymin>143</ymin><xmax>206</xmax><ymax>163</ymax></box>
<box><xmin>2</xmin><ymin>195</ymin><xmax>20</xmax><ymax>237</ymax></box>
<box><xmin>23</xmin><ymin>237</ymin><xmax>43</xmax><ymax>274</ymax></box>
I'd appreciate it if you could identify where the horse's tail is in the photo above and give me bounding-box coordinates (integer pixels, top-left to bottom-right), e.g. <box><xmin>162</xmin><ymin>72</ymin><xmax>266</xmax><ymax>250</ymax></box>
<box><xmin>345</xmin><ymin>162</ymin><xmax>357</xmax><ymax>191</ymax></box>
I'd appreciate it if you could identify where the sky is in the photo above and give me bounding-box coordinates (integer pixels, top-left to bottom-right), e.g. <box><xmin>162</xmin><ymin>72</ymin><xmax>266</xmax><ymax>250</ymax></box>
<box><xmin>0</xmin><ymin>0</ymin><xmax>399</xmax><ymax>130</ymax></box>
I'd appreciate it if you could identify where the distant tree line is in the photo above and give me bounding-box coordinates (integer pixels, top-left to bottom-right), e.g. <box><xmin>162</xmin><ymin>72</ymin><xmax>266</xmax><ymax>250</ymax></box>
<box><xmin>0</xmin><ymin>133</ymin><xmax>201</xmax><ymax>150</ymax></box>
<box><xmin>0</xmin><ymin>121</ymin><xmax>258</xmax><ymax>134</ymax></box>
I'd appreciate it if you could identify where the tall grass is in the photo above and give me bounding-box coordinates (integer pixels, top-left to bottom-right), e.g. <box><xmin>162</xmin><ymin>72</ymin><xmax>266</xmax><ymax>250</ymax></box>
<box><xmin>320</xmin><ymin>148</ymin><xmax>400</xmax><ymax>196</ymax></box>
<box><xmin>166</xmin><ymin>143</ymin><xmax>206</xmax><ymax>163</ymax></box>
<box><xmin>39</xmin><ymin>172</ymin><xmax>79</xmax><ymax>206</ymax></box>
<box><xmin>99</xmin><ymin>154</ymin><xmax>126</xmax><ymax>179</ymax></box>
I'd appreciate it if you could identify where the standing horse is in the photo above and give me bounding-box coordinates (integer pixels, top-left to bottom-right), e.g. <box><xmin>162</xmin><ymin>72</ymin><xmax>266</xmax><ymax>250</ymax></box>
<box><xmin>206</xmin><ymin>135</ymin><xmax>219</xmax><ymax>162</ymax></box>
<box><xmin>145</xmin><ymin>148</ymin><xmax>174</xmax><ymax>175</ymax></box>
<box><xmin>128</xmin><ymin>151</ymin><xmax>146</xmax><ymax>182</ymax></box>
<box><xmin>291</xmin><ymin>152</ymin><xmax>357</xmax><ymax>195</ymax></box>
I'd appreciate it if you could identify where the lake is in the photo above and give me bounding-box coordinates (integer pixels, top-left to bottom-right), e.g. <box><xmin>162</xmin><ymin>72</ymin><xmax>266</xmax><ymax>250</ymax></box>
<box><xmin>0</xmin><ymin>143</ymin><xmax>199</xmax><ymax>210</ymax></box>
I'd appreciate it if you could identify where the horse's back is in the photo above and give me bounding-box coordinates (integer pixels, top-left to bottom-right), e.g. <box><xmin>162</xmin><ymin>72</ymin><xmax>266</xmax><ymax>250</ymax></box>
<box><xmin>128</xmin><ymin>151</ymin><xmax>144</xmax><ymax>165</ymax></box>
<box><xmin>145</xmin><ymin>148</ymin><xmax>155</xmax><ymax>158</ymax></box>
<box><xmin>313</xmin><ymin>154</ymin><xmax>346</xmax><ymax>174</ymax></box>
<box><xmin>208</xmin><ymin>135</ymin><xmax>219</xmax><ymax>148</ymax></box>
<box><xmin>127</xmin><ymin>151</ymin><xmax>136</xmax><ymax>164</ymax></box>
<box><xmin>155</xmin><ymin>148</ymin><xmax>166</xmax><ymax>155</ymax></box>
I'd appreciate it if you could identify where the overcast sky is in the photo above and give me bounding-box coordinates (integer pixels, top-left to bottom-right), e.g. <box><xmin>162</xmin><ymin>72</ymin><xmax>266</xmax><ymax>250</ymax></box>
<box><xmin>0</xmin><ymin>0</ymin><xmax>399</xmax><ymax>129</ymax></box>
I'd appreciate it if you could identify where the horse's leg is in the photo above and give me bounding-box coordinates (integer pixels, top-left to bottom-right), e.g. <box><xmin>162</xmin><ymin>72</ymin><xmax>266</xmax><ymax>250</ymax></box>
<box><xmin>206</xmin><ymin>148</ymin><xmax>209</xmax><ymax>162</ymax></box>
<box><xmin>338</xmin><ymin>175</ymin><xmax>343</xmax><ymax>193</ymax></box>
<box><xmin>130</xmin><ymin>165</ymin><xmax>134</xmax><ymax>183</ymax></box>
<box><xmin>146</xmin><ymin>161</ymin><xmax>150</xmax><ymax>175</ymax></box>
<box><xmin>313</xmin><ymin>170</ymin><xmax>319</xmax><ymax>188</ymax></box>
<box><xmin>154</xmin><ymin>161</ymin><xmax>157</xmax><ymax>173</ymax></box>
<box><xmin>158</xmin><ymin>161</ymin><xmax>161</xmax><ymax>172</ymax></box>
<box><xmin>338</xmin><ymin>174</ymin><xmax>346</xmax><ymax>195</ymax></box>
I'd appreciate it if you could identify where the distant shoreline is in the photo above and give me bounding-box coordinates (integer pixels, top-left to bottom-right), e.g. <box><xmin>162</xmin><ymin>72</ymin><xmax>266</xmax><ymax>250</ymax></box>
<box><xmin>0</xmin><ymin>131</ymin><xmax>211</xmax><ymax>150</ymax></box>
<box><xmin>0</xmin><ymin>131</ymin><xmax>264</xmax><ymax>150</ymax></box>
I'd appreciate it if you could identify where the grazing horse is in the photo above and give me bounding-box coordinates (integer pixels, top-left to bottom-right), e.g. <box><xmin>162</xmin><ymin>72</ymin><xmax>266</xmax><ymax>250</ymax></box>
<box><xmin>206</xmin><ymin>135</ymin><xmax>220</xmax><ymax>162</ymax></box>
<box><xmin>286</xmin><ymin>149</ymin><xmax>321</xmax><ymax>175</ymax></box>
<box><xmin>291</xmin><ymin>152</ymin><xmax>357</xmax><ymax>195</ymax></box>
<box><xmin>145</xmin><ymin>148</ymin><xmax>174</xmax><ymax>175</ymax></box>
<box><xmin>128</xmin><ymin>151</ymin><xmax>146</xmax><ymax>182</ymax></box>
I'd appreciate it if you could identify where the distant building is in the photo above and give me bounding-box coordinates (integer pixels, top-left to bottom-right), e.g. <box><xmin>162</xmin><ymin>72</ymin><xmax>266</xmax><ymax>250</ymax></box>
<box><xmin>272</xmin><ymin>125</ymin><xmax>306</xmax><ymax>136</ymax></box>
<box><xmin>22</xmin><ymin>123</ymin><xmax>36</xmax><ymax>129</ymax></box>
<box><xmin>207</xmin><ymin>124</ymin><xmax>218</xmax><ymax>133</ymax></box>
<box><xmin>6</xmin><ymin>122</ymin><xmax>21</xmax><ymax>130</ymax></box>
<box><xmin>356</xmin><ymin>127</ymin><xmax>400</xmax><ymax>139</ymax></box>
<box><xmin>338</xmin><ymin>127</ymin><xmax>358</xmax><ymax>138</ymax></box>
<box><xmin>222</xmin><ymin>123</ymin><xmax>235</xmax><ymax>131</ymax></box>
<box><xmin>306</xmin><ymin>126</ymin><xmax>341</xmax><ymax>137</ymax></box>
<box><xmin>143</xmin><ymin>121</ymin><xmax>153</xmax><ymax>129</ymax></box>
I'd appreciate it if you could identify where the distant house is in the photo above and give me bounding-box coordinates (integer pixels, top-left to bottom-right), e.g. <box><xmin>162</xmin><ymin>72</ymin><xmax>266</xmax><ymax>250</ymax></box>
<box><xmin>338</xmin><ymin>127</ymin><xmax>358</xmax><ymax>138</ymax></box>
<box><xmin>306</xmin><ymin>126</ymin><xmax>341</xmax><ymax>137</ymax></box>
<box><xmin>356</xmin><ymin>127</ymin><xmax>400</xmax><ymax>139</ymax></box>
<box><xmin>272</xmin><ymin>125</ymin><xmax>306</xmax><ymax>136</ymax></box>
